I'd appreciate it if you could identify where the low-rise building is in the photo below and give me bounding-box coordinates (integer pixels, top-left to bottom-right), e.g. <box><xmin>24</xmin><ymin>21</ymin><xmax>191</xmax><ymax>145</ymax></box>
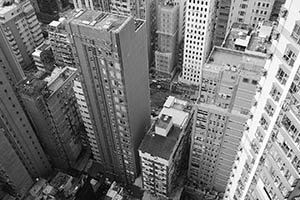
<box><xmin>139</xmin><ymin>96</ymin><xmax>193</xmax><ymax>198</ymax></box>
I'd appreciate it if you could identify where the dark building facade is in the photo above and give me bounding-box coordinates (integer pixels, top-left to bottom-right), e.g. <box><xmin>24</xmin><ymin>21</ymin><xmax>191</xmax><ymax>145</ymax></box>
<box><xmin>18</xmin><ymin>67</ymin><xmax>84</xmax><ymax>170</ymax></box>
<box><xmin>67</xmin><ymin>10</ymin><xmax>151</xmax><ymax>184</ymax></box>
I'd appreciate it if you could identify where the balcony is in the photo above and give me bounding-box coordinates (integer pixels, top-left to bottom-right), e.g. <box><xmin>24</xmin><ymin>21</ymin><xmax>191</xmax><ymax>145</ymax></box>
<box><xmin>291</xmin><ymin>156</ymin><xmax>300</xmax><ymax>174</ymax></box>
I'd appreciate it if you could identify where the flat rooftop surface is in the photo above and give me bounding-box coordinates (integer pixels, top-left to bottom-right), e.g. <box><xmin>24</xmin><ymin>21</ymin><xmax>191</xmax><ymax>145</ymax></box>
<box><xmin>70</xmin><ymin>10</ymin><xmax>129</xmax><ymax>31</ymax></box>
<box><xmin>204</xmin><ymin>47</ymin><xmax>266</xmax><ymax>73</ymax></box>
<box><xmin>139</xmin><ymin>124</ymin><xmax>182</xmax><ymax>160</ymax></box>
<box><xmin>47</xmin><ymin>67</ymin><xmax>75</xmax><ymax>93</ymax></box>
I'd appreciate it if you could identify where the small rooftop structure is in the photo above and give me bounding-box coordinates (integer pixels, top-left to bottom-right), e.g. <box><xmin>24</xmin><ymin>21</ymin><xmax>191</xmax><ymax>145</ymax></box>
<box><xmin>49</xmin><ymin>20</ymin><xmax>61</xmax><ymax>28</ymax></box>
<box><xmin>32</xmin><ymin>41</ymin><xmax>51</xmax><ymax>70</ymax></box>
<box><xmin>50</xmin><ymin>172</ymin><xmax>73</xmax><ymax>191</ymax></box>
<box><xmin>155</xmin><ymin>114</ymin><xmax>173</xmax><ymax>137</ymax></box>
<box><xmin>29</xmin><ymin>179</ymin><xmax>47</xmax><ymax>197</ymax></box>
<box><xmin>257</xmin><ymin>21</ymin><xmax>273</xmax><ymax>39</ymax></box>
<box><xmin>0</xmin><ymin>0</ymin><xmax>34</xmax><ymax>23</ymax></box>
<box><xmin>42</xmin><ymin>185</ymin><xmax>56</xmax><ymax>196</ymax></box>
<box><xmin>223</xmin><ymin>22</ymin><xmax>273</xmax><ymax>55</ymax></box>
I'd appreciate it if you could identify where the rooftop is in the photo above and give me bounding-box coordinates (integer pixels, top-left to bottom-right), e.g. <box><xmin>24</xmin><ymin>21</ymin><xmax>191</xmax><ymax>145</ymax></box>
<box><xmin>139</xmin><ymin>122</ymin><xmax>182</xmax><ymax>160</ymax></box>
<box><xmin>25</xmin><ymin>172</ymin><xmax>87</xmax><ymax>200</ymax></box>
<box><xmin>105</xmin><ymin>181</ymin><xmax>125</xmax><ymax>200</ymax></box>
<box><xmin>29</xmin><ymin>179</ymin><xmax>47</xmax><ymax>197</ymax></box>
<box><xmin>49</xmin><ymin>20</ymin><xmax>61</xmax><ymax>28</ymax></box>
<box><xmin>70</xmin><ymin>10</ymin><xmax>130</xmax><ymax>32</ymax></box>
<box><xmin>32</xmin><ymin>41</ymin><xmax>51</xmax><ymax>57</ymax></box>
<box><xmin>204</xmin><ymin>47</ymin><xmax>266</xmax><ymax>74</ymax></box>
<box><xmin>0</xmin><ymin>0</ymin><xmax>17</xmax><ymax>15</ymax></box>
<box><xmin>223</xmin><ymin>22</ymin><xmax>273</xmax><ymax>55</ymax></box>
<box><xmin>48</xmin><ymin>10</ymin><xmax>80</xmax><ymax>32</ymax></box>
<box><xmin>159</xmin><ymin>0</ymin><xmax>178</xmax><ymax>10</ymax></box>
<box><xmin>18</xmin><ymin>67</ymin><xmax>77</xmax><ymax>98</ymax></box>
<box><xmin>50</xmin><ymin>172</ymin><xmax>73</xmax><ymax>190</ymax></box>
<box><xmin>139</xmin><ymin>96</ymin><xmax>190</xmax><ymax>160</ymax></box>
<box><xmin>46</xmin><ymin>67</ymin><xmax>75</xmax><ymax>94</ymax></box>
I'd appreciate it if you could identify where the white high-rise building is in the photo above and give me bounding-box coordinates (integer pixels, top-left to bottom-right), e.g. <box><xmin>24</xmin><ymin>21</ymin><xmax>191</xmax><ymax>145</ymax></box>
<box><xmin>180</xmin><ymin>0</ymin><xmax>217</xmax><ymax>85</ymax></box>
<box><xmin>223</xmin><ymin>0</ymin><xmax>300</xmax><ymax>200</ymax></box>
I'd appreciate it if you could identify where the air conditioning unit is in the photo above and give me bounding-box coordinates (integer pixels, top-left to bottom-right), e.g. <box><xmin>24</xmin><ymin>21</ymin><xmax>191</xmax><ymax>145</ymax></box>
<box><xmin>280</xmin><ymin>7</ymin><xmax>288</xmax><ymax>19</ymax></box>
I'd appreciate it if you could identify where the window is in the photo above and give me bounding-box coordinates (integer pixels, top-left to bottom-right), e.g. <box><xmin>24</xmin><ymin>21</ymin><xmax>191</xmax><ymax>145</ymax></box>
<box><xmin>240</xmin><ymin>4</ymin><xmax>247</xmax><ymax>9</ymax></box>
<box><xmin>291</xmin><ymin>22</ymin><xmax>300</xmax><ymax>45</ymax></box>
<box><xmin>259</xmin><ymin>115</ymin><xmax>269</xmax><ymax>130</ymax></box>
<box><xmin>242</xmin><ymin>78</ymin><xmax>249</xmax><ymax>83</ymax></box>
<box><xmin>283</xmin><ymin>46</ymin><xmax>297</xmax><ymax>67</ymax></box>
<box><xmin>264</xmin><ymin>99</ymin><xmax>275</xmax><ymax>117</ymax></box>
<box><xmin>270</xmin><ymin>84</ymin><xmax>281</xmax><ymax>102</ymax></box>
<box><xmin>255</xmin><ymin>128</ymin><xmax>264</xmax><ymax>142</ymax></box>
<box><xmin>276</xmin><ymin>67</ymin><xmax>289</xmax><ymax>85</ymax></box>
<box><xmin>239</xmin><ymin>11</ymin><xmax>246</xmax><ymax>16</ymax></box>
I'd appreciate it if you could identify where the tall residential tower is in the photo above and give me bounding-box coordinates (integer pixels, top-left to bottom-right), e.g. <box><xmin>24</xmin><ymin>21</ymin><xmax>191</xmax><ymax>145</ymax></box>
<box><xmin>0</xmin><ymin>33</ymin><xmax>51</xmax><ymax>198</ymax></box>
<box><xmin>67</xmin><ymin>10</ymin><xmax>150</xmax><ymax>184</ymax></box>
<box><xmin>18</xmin><ymin>67</ymin><xmax>84</xmax><ymax>170</ymax></box>
<box><xmin>224</xmin><ymin>0</ymin><xmax>300</xmax><ymax>200</ymax></box>
<box><xmin>0</xmin><ymin>0</ymin><xmax>44</xmax><ymax>69</ymax></box>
